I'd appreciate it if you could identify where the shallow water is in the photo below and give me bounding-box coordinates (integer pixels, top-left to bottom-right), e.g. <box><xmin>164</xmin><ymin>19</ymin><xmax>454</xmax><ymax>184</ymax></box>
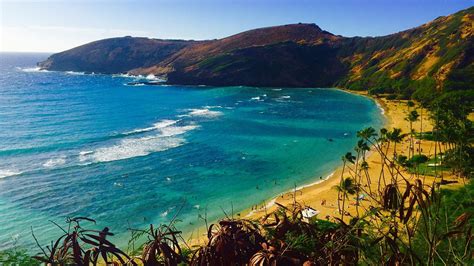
<box><xmin>0</xmin><ymin>52</ymin><xmax>383</xmax><ymax>250</ymax></box>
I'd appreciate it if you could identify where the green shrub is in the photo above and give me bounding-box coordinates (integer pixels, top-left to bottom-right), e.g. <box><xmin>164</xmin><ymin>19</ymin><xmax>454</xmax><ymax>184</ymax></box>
<box><xmin>0</xmin><ymin>248</ymin><xmax>39</xmax><ymax>266</ymax></box>
<box><xmin>408</xmin><ymin>154</ymin><xmax>429</xmax><ymax>165</ymax></box>
<box><xmin>397</xmin><ymin>155</ymin><xmax>408</xmax><ymax>166</ymax></box>
<box><xmin>386</xmin><ymin>94</ymin><xmax>397</xmax><ymax>100</ymax></box>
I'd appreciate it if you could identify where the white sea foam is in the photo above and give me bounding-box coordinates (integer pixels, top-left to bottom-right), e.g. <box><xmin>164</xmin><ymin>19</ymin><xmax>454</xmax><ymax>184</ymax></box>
<box><xmin>251</xmin><ymin>94</ymin><xmax>267</xmax><ymax>101</ymax></box>
<box><xmin>160</xmin><ymin>124</ymin><xmax>199</xmax><ymax>137</ymax></box>
<box><xmin>266</xmin><ymin>198</ymin><xmax>276</xmax><ymax>209</ymax></box>
<box><xmin>124</xmin><ymin>120</ymin><xmax>178</xmax><ymax>135</ymax></box>
<box><xmin>146</xmin><ymin>74</ymin><xmax>157</xmax><ymax>80</ymax></box>
<box><xmin>245</xmin><ymin>198</ymin><xmax>276</xmax><ymax>217</ymax></box>
<box><xmin>0</xmin><ymin>169</ymin><xmax>22</xmax><ymax>179</ymax></box>
<box><xmin>65</xmin><ymin>71</ymin><xmax>85</xmax><ymax>75</ymax></box>
<box><xmin>179</xmin><ymin>108</ymin><xmax>223</xmax><ymax>118</ymax></box>
<box><xmin>295</xmin><ymin>172</ymin><xmax>335</xmax><ymax>191</ymax></box>
<box><xmin>376</xmin><ymin>101</ymin><xmax>385</xmax><ymax>115</ymax></box>
<box><xmin>79</xmin><ymin>151</ymin><xmax>93</xmax><ymax>162</ymax></box>
<box><xmin>160</xmin><ymin>206</ymin><xmax>176</xmax><ymax>217</ymax></box>
<box><xmin>275</xmin><ymin>95</ymin><xmax>291</xmax><ymax>102</ymax></box>
<box><xmin>154</xmin><ymin>120</ymin><xmax>179</xmax><ymax>129</ymax></box>
<box><xmin>81</xmin><ymin>121</ymin><xmax>198</xmax><ymax>163</ymax></box>
<box><xmin>43</xmin><ymin>156</ymin><xmax>66</xmax><ymax>168</ymax></box>
<box><xmin>18</xmin><ymin>67</ymin><xmax>49</xmax><ymax>73</ymax></box>
<box><xmin>145</xmin><ymin>74</ymin><xmax>167</xmax><ymax>82</ymax></box>
<box><xmin>272</xmin><ymin>88</ymin><xmax>282</xmax><ymax>91</ymax></box>
<box><xmin>112</xmin><ymin>73</ymin><xmax>136</xmax><ymax>78</ymax></box>
<box><xmin>89</xmin><ymin>136</ymin><xmax>185</xmax><ymax>163</ymax></box>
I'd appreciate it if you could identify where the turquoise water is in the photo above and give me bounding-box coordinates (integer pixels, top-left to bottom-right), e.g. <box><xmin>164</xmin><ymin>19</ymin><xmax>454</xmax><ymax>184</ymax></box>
<box><xmin>0</xmin><ymin>53</ymin><xmax>383</xmax><ymax>250</ymax></box>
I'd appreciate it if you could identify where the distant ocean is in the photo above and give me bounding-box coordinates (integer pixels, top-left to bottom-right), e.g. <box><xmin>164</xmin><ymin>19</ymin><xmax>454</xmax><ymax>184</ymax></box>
<box><xmin>0</xmin><ymin>52</ymin><xmax>383</xmax><ymax>250</ymax></box>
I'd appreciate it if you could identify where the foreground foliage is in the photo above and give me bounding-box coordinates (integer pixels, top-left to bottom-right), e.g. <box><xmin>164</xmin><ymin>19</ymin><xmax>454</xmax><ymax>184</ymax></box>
<box><xmin>22</xmin><ymin>121</ymin><xmax>472</xmax><ymax>265</ymax></box>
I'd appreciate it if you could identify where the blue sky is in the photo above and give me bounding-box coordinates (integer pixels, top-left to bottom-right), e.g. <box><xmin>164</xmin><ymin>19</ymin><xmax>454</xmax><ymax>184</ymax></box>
<box><xmin>1</xmin><ymin>0</ymin><xmax>472</xmax><ymax>52</ymax></box>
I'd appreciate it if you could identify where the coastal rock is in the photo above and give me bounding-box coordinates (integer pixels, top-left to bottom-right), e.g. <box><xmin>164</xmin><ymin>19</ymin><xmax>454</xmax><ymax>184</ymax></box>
<box><xmin>38</xmin><ymin>37</ymin><xmax>196</xmax><ymax>74</ymax></box>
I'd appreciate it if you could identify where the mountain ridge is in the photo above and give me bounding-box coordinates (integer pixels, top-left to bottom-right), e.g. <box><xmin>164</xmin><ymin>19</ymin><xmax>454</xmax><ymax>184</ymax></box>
<box><xmin>38</xmin><ymin>7</ymin><xmax>473</xmax><ymax>101</ymax></box>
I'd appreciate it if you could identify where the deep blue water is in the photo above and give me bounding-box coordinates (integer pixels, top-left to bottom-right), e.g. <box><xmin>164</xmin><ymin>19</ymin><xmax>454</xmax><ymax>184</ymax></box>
<box><xmin>0</xmin><ymin>52</ymin><xmax>383</xmax><ymax>250</ymax></box>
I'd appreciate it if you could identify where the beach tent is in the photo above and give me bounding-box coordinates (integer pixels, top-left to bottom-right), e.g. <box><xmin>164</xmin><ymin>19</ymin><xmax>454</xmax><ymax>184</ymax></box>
<box><xmin>302</xmin><ymin>207</ymin><xmax>320</xmax><ymax>222</ymax></box>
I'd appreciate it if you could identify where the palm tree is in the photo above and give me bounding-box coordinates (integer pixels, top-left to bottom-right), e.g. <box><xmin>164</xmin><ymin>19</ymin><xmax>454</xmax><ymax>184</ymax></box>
<box><xmin>387</xmin><ymin>128</ymin><xmax>406</xmax><ymax>160</ymax></box>
<box><xmin>357</xmin><ymin>127</ymin><xmax>377</xmax><ymax>142</ymax></box>
<box><xmin>377</xmin><ymin>128</ymin><xmax>390</xmax><ymax>193</ymax></box>
<box><xmin>337</xmin><ymin>152</ymin><xmax>355</xmax><ymax>214</ymax></box>
<box><xmin>379</xmin><ymin>128</ymin><xmax>388</xmax><ymax>143</ymax></box>
<box><xmin>355</xmin><ymin>139</ymin><xmax>370</xmax><ymax>163</ymax></box>
<box><xmin>360</xmin><ymin>160</ymin><xmax>373</xmax><ymax>195</ymax></box>
<box><xmin>354</xmin><ymin>139</ymin><xmax>370</xmax><ymax>216</ymax></box>
<box><xmin>406</xmin><ymin>110</ymin><xmax>419</xmax><ymax>158</ymax></box>
<box><xmin>419</xmin><ymin>107</ymin><xmax>423</xmax><ymax>156</ymax></box>
<box><xmin>333</xmin><ymin>177</ymin><xmax>359</xmax><ymax>220</ymax></box>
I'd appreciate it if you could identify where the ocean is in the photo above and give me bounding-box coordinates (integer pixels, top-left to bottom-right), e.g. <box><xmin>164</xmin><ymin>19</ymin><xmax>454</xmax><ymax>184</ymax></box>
<box><xmin>0</xmin><ymin>52</ymin><xmax>383</xmax><ymax>250</ymax></box>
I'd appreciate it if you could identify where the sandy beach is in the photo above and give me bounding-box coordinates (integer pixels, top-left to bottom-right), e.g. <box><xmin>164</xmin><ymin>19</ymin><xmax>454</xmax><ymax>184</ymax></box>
<box><xmin>186</xmin><ymin>90</ymin><xmax>461</xmax><ymax>246</ymax></box>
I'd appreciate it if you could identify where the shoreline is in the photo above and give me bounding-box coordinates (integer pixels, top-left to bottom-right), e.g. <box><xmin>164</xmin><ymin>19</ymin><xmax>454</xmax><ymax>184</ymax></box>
<box><xmin>183</xmin><ymin>88</ymin><xmax>457</xmax><ymax>247</ymax></box>
<box><xmin>240</xmin><ymin>90</ymin><xmax>389</xmax><ymax>217</ymax></box>
<box><xmin>241</xmin><ymin>89</ymin><xmax>460</xmax><ymax>222</ymax></box>
<box><xmin>244</xmin><ymin>171</ymin><xmax>336</xmax><ymax>219</ymax></box>
<box><xmin>185</xmin><ymin>89</ymin><xmax>390</xmax><ymax>244</ymax></box>
<box><xmin>186</xmin><ymin>87</ymin><xmax>463</xmax><ymax>246</ymax></box>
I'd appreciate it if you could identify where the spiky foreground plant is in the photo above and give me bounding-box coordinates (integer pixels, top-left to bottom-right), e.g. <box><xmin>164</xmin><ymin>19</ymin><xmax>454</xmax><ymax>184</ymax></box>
<box><xmin>191</xmin><ymin>219</ymin><xmax>264</xmax><ymax>265</ymax></box>
<box><xmin>32</xmin><ymin>217</ymin><xmax>133</xmax><ymax>265</ymax></box>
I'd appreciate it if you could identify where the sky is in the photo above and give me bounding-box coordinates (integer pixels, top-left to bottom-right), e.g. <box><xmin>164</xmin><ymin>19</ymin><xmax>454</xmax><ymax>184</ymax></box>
<box><xmin>1</xmin><ymin>0</ymin><xmax>473</xmax><ymax>53</ymax></box>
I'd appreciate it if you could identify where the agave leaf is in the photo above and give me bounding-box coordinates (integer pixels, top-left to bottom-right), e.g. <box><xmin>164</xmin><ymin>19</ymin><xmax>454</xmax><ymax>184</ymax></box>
<box><xmin>81</xmin><ymin>229</ymin><xmax>115</xmax><ymax>236</ymax></box>
<box><xmin>453</xmin><ymin>212</ymin><xmax>471</xmax><ymax>228</ymax></box>
<box><xmin>80</xmin><ymin>236</ymin><xmax>100</xmax><ymax>246</ymax></box>
<box><xmin>441</xmin><ymin>230</ymin><xmax>465</xmax><ymax>239</ymax></box>
<box><xmin>403</xmin><ymin>196</ymin><xmax>417</xmax><ymax>224</ymax></box>
<box><xmin>84</xmin><ymin>234</ymin><xmax>116</xmax><ymax>247</ymax></box>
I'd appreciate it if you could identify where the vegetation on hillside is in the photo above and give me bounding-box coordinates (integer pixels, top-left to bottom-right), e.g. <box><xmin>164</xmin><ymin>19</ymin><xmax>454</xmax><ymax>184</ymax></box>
<box><xmin>39</xmin><ymin>7</ymin><xmax>473</xmax><ymax>99</ymax></box>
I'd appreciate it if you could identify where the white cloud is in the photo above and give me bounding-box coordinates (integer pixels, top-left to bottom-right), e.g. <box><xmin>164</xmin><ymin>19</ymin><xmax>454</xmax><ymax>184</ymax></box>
<box><xmin>0</xmin><ymin>25</ymin><xmax>152</xmax><ymax>52</ymax></box>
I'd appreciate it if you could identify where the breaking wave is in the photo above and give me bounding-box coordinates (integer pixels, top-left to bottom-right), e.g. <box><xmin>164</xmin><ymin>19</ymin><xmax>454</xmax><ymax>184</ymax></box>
<box><xmin>275</xmin><ymin>95</ymin><xmax>291</xmax><ymax>102</ymax></box>
<box><xmin>17</xmin><ymin>67</ymin><xmax>49</xmax><ymax>73</ymax></box>
<box><xmin>79</xmin><ymin>120</ymin><xmax>198</xmax><ymax>163</ymax></box>
<box><xmin>112</xmin><ymin>73</ymin><xmax>137</xmax><ymax>79</ymax></box>
<box><xmin>0</xmin><ymin>169</ymin><xmax>23</xmax><ymax>179</ymax></box>
<box><xmin>65</xmin><ymin>71</ymin><xmax>85</xmax><ymax>75</ymax></box>
<box><xmin>124</xmin><ymin>120</ymin><xmax>178</xmax><ymax>135</ymax></box>
<box><xmin>179</xmin><ymin>108</ymin><xmax>223</xmax><ymax>118</ymax></box>
<box><xmin>86</xmin><ymin>136</ymin><xmax>185</xmax><ymax>163</ymax></box>
<box><xmin>43</xmin><ymin>156</ymin><xmax>67</xmax><ymax>168</ymax></box>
